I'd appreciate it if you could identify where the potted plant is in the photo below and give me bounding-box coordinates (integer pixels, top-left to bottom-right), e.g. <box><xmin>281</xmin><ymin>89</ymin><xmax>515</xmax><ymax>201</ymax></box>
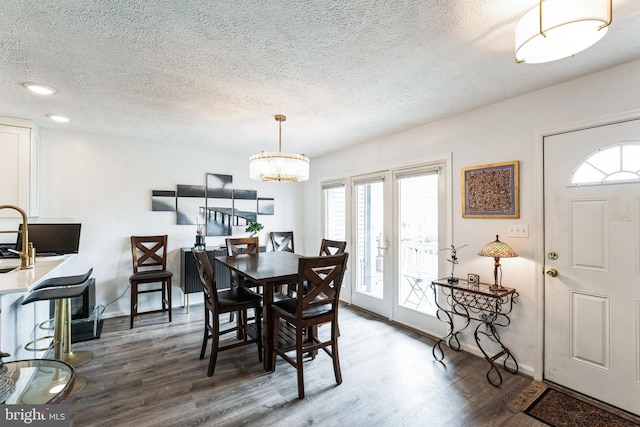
<box><xmin>245</xmin><ymin>220</ymin><xmax>264</xmax><ymax>237</ymax></box>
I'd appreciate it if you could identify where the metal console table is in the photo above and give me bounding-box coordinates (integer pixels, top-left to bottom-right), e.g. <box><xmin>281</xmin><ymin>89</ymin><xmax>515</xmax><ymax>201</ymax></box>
<box><xmin>431</xmin><ymin>278</ymin><xmax>519</xmax><ymax>386</ymax></box>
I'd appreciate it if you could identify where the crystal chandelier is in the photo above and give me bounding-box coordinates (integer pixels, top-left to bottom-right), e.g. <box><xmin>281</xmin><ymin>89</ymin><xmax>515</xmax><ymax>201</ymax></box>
<box><xmin>249</xmin><ymin>115</ymin><xmax>309</xmax><ymax>182</ymax></box>
<box><xmin>515</xmin><ymin>0</ymin><xmax>612</xmax><ymax>64</ymax></box>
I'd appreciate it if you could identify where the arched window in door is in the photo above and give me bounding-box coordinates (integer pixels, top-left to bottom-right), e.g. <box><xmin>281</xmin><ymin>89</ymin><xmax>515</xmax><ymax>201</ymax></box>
<box><xmin>570</xmin><ymin>142</ymin><xmax>640</xmax><ymax>185</ymax></box>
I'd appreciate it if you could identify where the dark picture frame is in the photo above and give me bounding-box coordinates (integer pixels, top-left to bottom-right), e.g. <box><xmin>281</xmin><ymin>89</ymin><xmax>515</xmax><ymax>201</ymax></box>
<box><xmin>462</xmin><ymin>160</ymin><xmax>519</xmax><ymax>218</ymax></box>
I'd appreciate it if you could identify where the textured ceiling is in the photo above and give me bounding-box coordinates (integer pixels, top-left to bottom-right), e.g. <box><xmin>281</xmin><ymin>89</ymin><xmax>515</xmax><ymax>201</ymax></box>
<box><xmin>1</xmin><ymin>1</ymin><xmax>639</xmax><ymax>159</ymax></box>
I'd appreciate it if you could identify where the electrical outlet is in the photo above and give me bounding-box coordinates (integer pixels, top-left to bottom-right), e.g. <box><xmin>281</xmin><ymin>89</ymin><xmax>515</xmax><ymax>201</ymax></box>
<box><xmin>508</xmin><ymin>224</ymin><xmax>529</xmax><ymax>238</ymax></box>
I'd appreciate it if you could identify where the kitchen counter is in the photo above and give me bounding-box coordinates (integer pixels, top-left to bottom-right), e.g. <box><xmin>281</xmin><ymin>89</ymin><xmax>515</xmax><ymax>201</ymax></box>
<box><xmin>0</xmin><ymin>255</ymin><xmax>74</xmax><ymax>295</ymax></box>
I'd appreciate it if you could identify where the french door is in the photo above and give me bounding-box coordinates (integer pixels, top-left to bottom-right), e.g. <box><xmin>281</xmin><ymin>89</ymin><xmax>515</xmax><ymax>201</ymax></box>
<box><xmin>350</xmin><ymin>173</ymin><xmax>392</xmax><ymax>314</ymax></box>
<box><xmin>349</xmin><ymin>161</ymin><xmax>449</xmax><ymax>334</ymax></box>
<box><xmin>393</xmin><ymin>168</ymin><xmax>446</xmax><ymax>332</ymax></box>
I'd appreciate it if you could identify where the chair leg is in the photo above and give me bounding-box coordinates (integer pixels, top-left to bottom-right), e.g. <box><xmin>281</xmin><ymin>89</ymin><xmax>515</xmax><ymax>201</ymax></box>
<box><xmin>200</xmin><ymin>309</ymin><xmax>209</xmax><ymax>360</ymax></box>
<box><xmin>332</xmin><ymin>322</ymin><xmax>342</xmax><ymax>385</ymax></box>
<box><xmin>130</xmin><ymin>282</ymin><xmax>136</xmax><ymax>329</ymax></box>
<box><xmin>271</xmin><ymin>314</ymin><xmax>279</xmax><ymax>372</ymax></box>
<box><xmin>296</xmin><ymin>322</ymin><xmax>305</xmax><ymax>399</ymax></box>
<box><xmin>207</xmin><ymin>313</ymin><xmax>221</xmax><ymax>377</ymax></box>
<box><xmin>255</xmin><ymin>305</ymin><xmax>262</xmax><ymax>362</ymax></box>
<box><xmin>307</xmin><ymin>326</ymin><xmax>318</xmax><ymax>359</ymax></box>
<box><xmin>237</xmin><ymin>310</ymin><xmax>246</xmax><ymax>341</ymax></box>
<box><xmin>241</xmin><ymin>309</ymin><xmax>249</xmax><ymax>343</ymax></box>
<box><xmin>167</xmin><ymin>278</ymin><xmax>172</xmax><ymax>322</ymax></box>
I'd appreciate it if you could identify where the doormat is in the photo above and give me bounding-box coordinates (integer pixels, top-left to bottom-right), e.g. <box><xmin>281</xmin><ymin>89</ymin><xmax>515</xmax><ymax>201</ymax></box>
<box><xmin>508</xmin><ymin>380</ymin><xmax>547</xmax><ymax>412</ymax></box>
<box><xmin>524</xmin><ymin>388</ymin><xmax>640</xmax><ymax>427</ymax></box>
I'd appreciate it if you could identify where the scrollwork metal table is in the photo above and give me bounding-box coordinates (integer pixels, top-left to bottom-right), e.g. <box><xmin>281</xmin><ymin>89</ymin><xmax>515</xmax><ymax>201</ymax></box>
<box><xmin>431</xmin><ymin>278</ymin><xmax>519</xmax><ymax>386</ymax></box>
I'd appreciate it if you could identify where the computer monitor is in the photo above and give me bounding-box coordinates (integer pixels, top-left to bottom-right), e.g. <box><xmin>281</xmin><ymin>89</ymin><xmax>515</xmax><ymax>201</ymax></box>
<box><xmin>16</xmin><ymin>223</ymin><xmax>82</xmax><ymax>255</ymax></box>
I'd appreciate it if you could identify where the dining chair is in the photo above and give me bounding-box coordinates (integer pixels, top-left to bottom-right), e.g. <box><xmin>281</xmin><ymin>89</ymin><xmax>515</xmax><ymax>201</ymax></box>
<box><xmin>269</xmin><ymin>231</ymin><xmax>294</xmax><ymax>252</ymax></box>
<box><xmin>270</xmin><ymin>253</ymin><xmax>349</xmax><ymax>399</ymax></box>
<box><xmin>269</xmin><ymin>231</ymin><xmax>296</xmax><ymax>296</ymax></box>
<box><xmin>288</xmin><ymin>239</ymin><xmax>347</xmax><ymax>297</ymax></box>
<box><xmin>192</xmin><ymin>250</ymin><xmax>263</xmax><ymax>377</ymax></box>
<box><xmin>129</xmin><ymin>235</ymin><xmax>173</xmax><ymax>329</ymax></box>
<box><xmin>319</xmin><ymin>239</ymin><xmax>347</xmax><ymax>256</ymax></box>
<box><xmin>225</xmin><ymin>236</ymin><xmax>259</xmax><ymax>257</ymax></box>
<box><xmin>225</xmin><ymin>237</ymin><xmax>260</xmax><ymax>322</ymax></box>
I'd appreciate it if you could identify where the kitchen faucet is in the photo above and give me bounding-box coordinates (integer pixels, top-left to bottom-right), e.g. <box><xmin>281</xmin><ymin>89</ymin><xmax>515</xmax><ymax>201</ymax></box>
<box><xmin>0</xmin><ymin>205</ymin><xmax>34</xmax><ymax>269</ymax></box>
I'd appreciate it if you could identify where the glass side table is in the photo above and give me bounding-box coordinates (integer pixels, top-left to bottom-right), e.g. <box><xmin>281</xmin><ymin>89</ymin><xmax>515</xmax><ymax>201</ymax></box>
<box><xmin>1</xmin><ymin>359</ymin><xmax>75</xmax><ymax>404</ymax></box>
<box><xmin>431</xmin><ymin>278</ymin><xmax>519</xmax><ymax>386</ymax></box>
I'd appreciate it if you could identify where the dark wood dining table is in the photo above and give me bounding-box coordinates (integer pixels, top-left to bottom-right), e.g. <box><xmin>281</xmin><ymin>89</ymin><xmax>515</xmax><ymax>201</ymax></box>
<box><xmin>214</xmin><ymin>251</ymin><xmax>300</xmax><ymax>370</ymax></box>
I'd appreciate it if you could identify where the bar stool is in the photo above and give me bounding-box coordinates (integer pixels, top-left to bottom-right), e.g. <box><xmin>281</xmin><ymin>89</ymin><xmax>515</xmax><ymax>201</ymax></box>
<box><xmin>21</xmin><ymin>269</ymin><xmax>93</xmax><ymax>394</ymax></box>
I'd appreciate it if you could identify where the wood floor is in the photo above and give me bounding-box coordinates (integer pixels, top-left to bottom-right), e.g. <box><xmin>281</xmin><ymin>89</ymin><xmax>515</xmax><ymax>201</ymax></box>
<box><xmin>67</xmin><ymin>304</ymin><xmax>544</xmax><ymax>427</ymax></box>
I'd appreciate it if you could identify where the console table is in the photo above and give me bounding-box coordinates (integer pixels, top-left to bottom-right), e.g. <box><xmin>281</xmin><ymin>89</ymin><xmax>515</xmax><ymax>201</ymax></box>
<box><xmin>179</xmin><ymin>246</ymin><xmax>266</xmax><ymax>309</ymax></box>
<box><xmin>431</xmin><ymin>278</ymin><xmax>519</xmax><ymax>386</ymax></box>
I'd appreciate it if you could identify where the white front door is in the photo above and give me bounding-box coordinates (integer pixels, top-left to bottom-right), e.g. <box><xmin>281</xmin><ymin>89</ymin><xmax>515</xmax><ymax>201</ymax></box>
<box><xmin>544</xmin><ymin>119</ymin><xmax>640</xmax><ymax>415</ymax></box>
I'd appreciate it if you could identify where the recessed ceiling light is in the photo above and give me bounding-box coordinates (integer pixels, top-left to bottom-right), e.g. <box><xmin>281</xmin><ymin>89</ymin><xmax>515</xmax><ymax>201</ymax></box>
<box><xmin>47</xmin><ymin>114</ymin><xmax>70</xmax><ymax>123</ymax></box>
<box><xmin>23</xmin><ymin>82</ymin><xmax>57</xmax><ymax>95</ymax></box>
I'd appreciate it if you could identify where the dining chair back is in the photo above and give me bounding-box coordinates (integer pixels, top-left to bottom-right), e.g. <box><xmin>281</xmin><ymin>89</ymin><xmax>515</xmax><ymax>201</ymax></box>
<box><xmin>319</xmin><ymin>239</ymin><xmax>347</xmax><ymax>256</ymax></box>
<box><xmin>270</xmin><ymin>231</ymin><xmax>294</xmax><ymax>252</ymax></box>
<box><xmin>286</xmin><ymin>239</ymin><xmax>347</xmax><ymax>298</ymax></box>
<box><xmin>224</xmin><ymin>236</ymin><xmax>261</xmax><ymax>320</ymax></box>
<box><xmin>225</xmin><ymin>237</ymin><xmax>259</xmax><ymax>256</ymax></box>
<box><xmin>192</xmin><ymin>250</ymin><xmax>262</xmax><ymax>377</ymax></box>
<box><xmin>270</xmin><ymin>252</ymin><xmax>349</xmax><ymax>399</ymax></box>
<box><xmin>129</xmin><ymin>235</ymin><xmax>173</xmax><ymax>329</ymax></box>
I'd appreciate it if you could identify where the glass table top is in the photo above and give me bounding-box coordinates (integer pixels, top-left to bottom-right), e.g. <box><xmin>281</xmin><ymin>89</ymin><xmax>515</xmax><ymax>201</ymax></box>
<box><xmin>1</xmin><ymin>359</ymin><xmax>75</xmax><ymax>404</ymax></box>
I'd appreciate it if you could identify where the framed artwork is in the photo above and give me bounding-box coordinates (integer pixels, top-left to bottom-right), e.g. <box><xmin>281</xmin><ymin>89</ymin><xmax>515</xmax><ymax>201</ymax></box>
<box><xmin>205</xmin><ymin>173</ymin><xmax>233</xmax><ymax>236</ymax></box>
<box><xmin>462</xmin><ymin>160</ymin><xmax>519</xmax><ymax>218</ymax></box>
<box><xmin>233</xmin><ymin>189</ymin><xmax>258</xmax><ymax>225</ymax></box>
<box><xmin>176</xmin><ymin>185</ymin><xmax>206</xmax><ymax>225</ymax></box>
<box><xmin>258</xmin><ymin>197</ymin><xmax>274</xmax><ymax>215</ymax></box>
<box><xmin>150</xmin><ymin>172</ymin><xmax>277</xmax><ymax>237</ymax></box>
<box><xmin>151</xmin><ymin>190</ymin><xmax>176</xmax><ymax>212</ymax></box>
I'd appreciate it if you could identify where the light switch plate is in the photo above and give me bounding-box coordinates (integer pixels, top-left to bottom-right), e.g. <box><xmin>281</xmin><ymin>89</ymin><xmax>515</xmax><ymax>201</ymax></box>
<box><xmin>508</xmin><ymin>224</ymin><xmax>529</xmax><ymax>238</ymax></box>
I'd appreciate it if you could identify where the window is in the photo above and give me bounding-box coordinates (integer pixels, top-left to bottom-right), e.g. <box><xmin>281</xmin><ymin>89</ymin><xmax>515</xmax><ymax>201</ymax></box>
<box><xmin>322</xmin><ymin>182</ymin><xmax>346</xmax><ymax>240</ymax></box>
<box><xmin>571</xmin><ymin>142</ymin><xmax>640</xmax><ymax>185</ymax></box>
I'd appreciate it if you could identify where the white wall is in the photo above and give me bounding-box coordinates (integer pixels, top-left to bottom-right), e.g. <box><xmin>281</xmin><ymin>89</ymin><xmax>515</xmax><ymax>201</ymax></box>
<box><xmin>301</xmin><ymin>59</ymin><xmax>640</xmax><ymax>378</ymax></box>
<box><xmin>37</xmin><ymin>130</ymin><xmax>304</xmax><ymax>318</ymax></box>
<box><xmin>34</xmin><ymin>59</ymin><xmax>640</xmax><ymax>377</ymax></box>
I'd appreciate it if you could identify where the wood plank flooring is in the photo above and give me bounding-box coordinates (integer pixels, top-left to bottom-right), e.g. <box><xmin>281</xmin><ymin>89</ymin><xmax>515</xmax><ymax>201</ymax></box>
<box><xmin>67</xmin><ymin>304</ymin><xmax>544</xmax><ymax>427</ymax></box>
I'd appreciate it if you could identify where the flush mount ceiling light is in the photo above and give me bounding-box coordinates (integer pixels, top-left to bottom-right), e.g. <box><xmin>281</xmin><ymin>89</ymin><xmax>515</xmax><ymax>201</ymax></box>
<box><xmin>47</xmin><ymin>114</ymin><xmax>70</xmax><ymax>123</ymax></box>
<box><xmin>249</xmin><ymin>115</ymin><xmax>309</xmax><ymax>182</ymax></box>
<box><xmin>515</xmin><ymin>0</ymin><xmax>612</xmax><ymax>64</ymax></box>
<box><xmin>23</xmin><ymin>82</ymin><xmax>57</xmax><ymax>95</ymax></box>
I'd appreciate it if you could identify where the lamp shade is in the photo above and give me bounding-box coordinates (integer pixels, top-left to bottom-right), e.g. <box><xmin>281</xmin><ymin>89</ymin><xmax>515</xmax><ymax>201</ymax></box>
<box><xmin>249</xmin><ymin>114</ymin><xmax>310</xmax><ymax>182</ymax></box>
<box><xmin>478</xmin><ymin>235</ymin><xmax>518</xmax><ymax>259</ymax></box>
<box><xmin>515</xmin><ymin>0</ymin><xmax>612</xmax><ymax>64</ymax></box>
<box><xmin>479</xmin><ymin>235</ymin><xmax>518</xmax><ymax>290</ymax></box>
<box><xmin>249</xmin><ymin>151</ymin><xmax>309</xmax><ymax>182</ymax></box>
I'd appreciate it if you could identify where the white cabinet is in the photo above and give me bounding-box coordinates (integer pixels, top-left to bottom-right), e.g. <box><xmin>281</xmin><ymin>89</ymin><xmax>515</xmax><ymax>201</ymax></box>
<box><xmin>0</xmin><ymin>117</ymin><xmax>40</xmax><ymax>217</ymax></box>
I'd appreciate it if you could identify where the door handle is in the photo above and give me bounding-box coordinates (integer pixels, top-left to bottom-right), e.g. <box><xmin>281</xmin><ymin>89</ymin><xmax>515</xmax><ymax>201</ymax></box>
<box><xmin>546</xmin><ymin>268</ymin><xmax>558</xmax><ymax>277</ymax></box>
